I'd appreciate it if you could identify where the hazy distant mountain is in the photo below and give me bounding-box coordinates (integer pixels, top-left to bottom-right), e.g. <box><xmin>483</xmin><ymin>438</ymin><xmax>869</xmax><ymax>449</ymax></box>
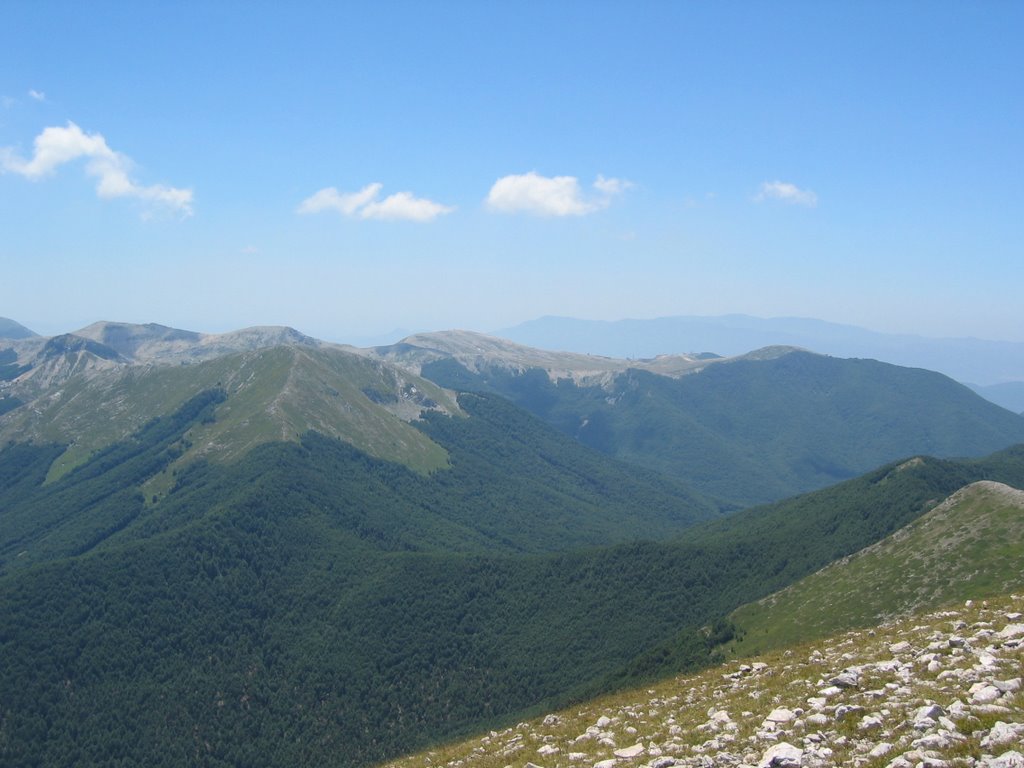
<box><xmin>495</xmin><ymin>315</ymin><xmax>1024</xmax><ymax>387</ymax></box>
<box><xmin>72</xmin><ymin>320</ymin><xmax>326</xmax><ymax>363</ymax></box>
<box><xmin>371</xmin><ymin>329</ymin><xmax>720</xmax><ymax>381</ymax></box>
<box><xmin>968</xmin><ymin>381</ymin><xmax>1024</xmax><ymax>415</ymax></box>
<box><xmin>0</xmin><ymin>317</ymin><xmax>37</xmax><ymax>339</ymax></box>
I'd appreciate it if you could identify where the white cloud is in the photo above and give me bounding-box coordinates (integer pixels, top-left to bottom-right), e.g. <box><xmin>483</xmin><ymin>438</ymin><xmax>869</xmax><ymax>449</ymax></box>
<box><xmin>593</xmin><ymin>174</ymin><xmax>633</xmax><ymax>196</ymax></box>
<box><xmin>360</xmin><ymin>191</ymin><xmax>455</xmax><ymax>222</ymax></box>
<box><xmin>486</xmin><ymin>171</ymin><xmax>631</xmax><ymax>216</ymax></box>
<box><xmin>0</xmin><ymin>122</ymin><xmax>193</xmax><ymax>215</ymax></box>
<box><xmin>297</xmin><ymin>184</ymin><xmax>383</xmax><ymax>216</ymax></box>
<box><xmin>755</xmin><ymin>180</ymin><xmax>818</xmax><ymax>207</ymax></box>
<box><xmin>28</xmin><ymin>89</ymin><xmax>45</xmax><ymax>102</ymax></box>
<box><xmin>297</xmin><ymin>183</ymin><xmax>453</xmax><ymax>222</ymax></box>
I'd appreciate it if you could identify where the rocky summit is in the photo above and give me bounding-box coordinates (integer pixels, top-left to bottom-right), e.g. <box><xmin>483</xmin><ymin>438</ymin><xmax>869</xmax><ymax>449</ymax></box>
<box><xmin>385</xmin><ymin>595</ymin><xmax>1024</xmax><ymax>768</ymax></box>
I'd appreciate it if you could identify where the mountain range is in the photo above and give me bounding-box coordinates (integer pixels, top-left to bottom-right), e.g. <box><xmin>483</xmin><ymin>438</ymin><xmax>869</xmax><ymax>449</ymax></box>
<box><xmin>495</xmin><ymin>314</ymin><xmax>1024</xmax><ymax>392</ymax></box>
<box><xmin>370</xmin><ymin>330</ymin><xmax>1024</xmax><ymax>506</ymax></box>
<box><xmin>1</xmin><ymin>317</ymin><xmax>1024</xmax><ymax>766</ymax></box>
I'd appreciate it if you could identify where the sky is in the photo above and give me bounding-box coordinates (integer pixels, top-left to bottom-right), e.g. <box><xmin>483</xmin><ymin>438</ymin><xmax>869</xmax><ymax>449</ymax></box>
<box><xmin>1</xmin><ymin>1</ymin><xmax>1022</xmax><ymax>344</ymax></box>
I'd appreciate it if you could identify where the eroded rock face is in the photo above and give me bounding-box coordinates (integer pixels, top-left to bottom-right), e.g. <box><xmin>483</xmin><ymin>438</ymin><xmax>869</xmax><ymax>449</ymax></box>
<box><xmin>386</xmin><ymin>595</ymin><xmax>1024</xmax><ymax>768</ymax></box>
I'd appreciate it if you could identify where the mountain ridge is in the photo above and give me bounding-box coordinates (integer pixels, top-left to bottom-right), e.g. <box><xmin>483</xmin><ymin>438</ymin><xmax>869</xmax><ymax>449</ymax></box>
<box><xmin>0</xmin><ymin>343</ymin><xmax>461</xmax><ymax>481</ymax></box>
<box><xmin>495</xmin><ymin>314</ymin><xmax>1024</xmax><ymax>387</ymax></box>
<box><xmin>381</xmin><ymin>332</ymin><xmax>1024</xmax><ymax>506</ymax></box>
<box><xmin>726</xmin><ymin>478</ymin><xmax>1024</xmax><ymax>656</ymax></box>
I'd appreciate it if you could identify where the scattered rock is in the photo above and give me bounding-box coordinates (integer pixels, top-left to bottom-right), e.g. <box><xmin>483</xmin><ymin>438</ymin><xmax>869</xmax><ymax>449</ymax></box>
<box><xmin>392</xmin><ymin>597</ymin><xmax>1024</xmax><ymax>768</ymax></box>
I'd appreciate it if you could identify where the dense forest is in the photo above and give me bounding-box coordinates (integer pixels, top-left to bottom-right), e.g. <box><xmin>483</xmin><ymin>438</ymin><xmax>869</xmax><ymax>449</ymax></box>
<box><xmin>2</xmin><ymin>386</ymin><xmax>1022</xmax><ymax>766</ymax></box>
<box><xmin>421</xmin><ymin>352</ymin><xmax>1024</xmax><ymax>506</ymax></box>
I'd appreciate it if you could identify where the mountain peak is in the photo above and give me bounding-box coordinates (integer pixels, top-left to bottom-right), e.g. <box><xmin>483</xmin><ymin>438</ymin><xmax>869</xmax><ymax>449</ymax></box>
<box><xmin>0</xmin><ymin>317</ymin><xmax>38</xmax><ymax>340</ymax></box>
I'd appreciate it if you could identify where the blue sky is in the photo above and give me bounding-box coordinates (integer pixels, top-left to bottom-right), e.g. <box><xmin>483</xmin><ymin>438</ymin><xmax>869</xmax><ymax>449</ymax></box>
<box><xmin>1</xmin><ymin>1</ymin><xmax>1021</xmax><ymax>344</ymax></box>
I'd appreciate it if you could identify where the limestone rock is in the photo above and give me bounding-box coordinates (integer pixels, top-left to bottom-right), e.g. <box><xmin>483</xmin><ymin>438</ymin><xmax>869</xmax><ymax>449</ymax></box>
<box><xmin>913</xmin><ymin>703</ymin><xmax>944</xmax><ymax>725</ymax></box>
<box><xmin>758</xmin><ymin>742</ymin><xmax>803</xmax><ymax>768</ymax></box>
<box><xmin>972</xmin><ymin>683</ymin><xmax>1004</xmax><ymax>703</ymax></box>
<box><xmin>830</xmin><ymin>671</ymin><xmax>859</xmax><ymax>689</ymax></box>
<box><xmin>614</xmin><ymin>743</ymin><xmax>645</xmax><ymax>759</ymax></box>
<box><xmin>867</xmin><ymin>742</ymin><xmax>894</xmax><ymax>759</ymax></box>
<box><xmin>981</xmin><ymin>720</ymin><xmax>1024</xmax><ymax>749</ymax></box>
<box><xmin>998</xmin><ymin>624</ymin><xmax>1024</xmax><ymax>639</ymax></box>
<box><xmin>982</xmin><ymin>752</ymin><xmax>1024</xmax><ymax>768</ymax></box>
<box><xmin>765</xmin><ymin>708</ymin><xmax>797</xmax><ymax>724</ymax></box>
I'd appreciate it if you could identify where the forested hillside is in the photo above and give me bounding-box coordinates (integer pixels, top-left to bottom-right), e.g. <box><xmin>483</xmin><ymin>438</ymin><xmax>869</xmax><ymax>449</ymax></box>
<box><xmin>418</xmin><ymin>349</ymin><xmax>1024</xmax><ymax>506</ymax></box>
<box><xmin>2</xmin><ymin>380</ymin><xmax>1022</xmax><ymax>766</ymax></box>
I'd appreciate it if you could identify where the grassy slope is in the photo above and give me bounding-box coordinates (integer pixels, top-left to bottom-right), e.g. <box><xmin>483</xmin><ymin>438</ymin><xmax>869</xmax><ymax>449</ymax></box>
<box><xmin>726</xmin><ymin>478</ymin><xmax>1024</xmax><ymax>656</ymax></box>
<box><xmin>0</xmin><ymin>345</ymin><xmax>458</xmax><ymax>480</ymax></box>
<box><xmin>380</xmin><ymin>593</ymin><xmax>1024</xmax><ymax>768</ymax></box>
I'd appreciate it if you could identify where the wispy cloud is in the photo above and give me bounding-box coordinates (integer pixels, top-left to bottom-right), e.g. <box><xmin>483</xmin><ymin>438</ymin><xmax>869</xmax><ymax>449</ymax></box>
<box><xmin>486</xmin><ymin>171</ymin><xmax>631</xmax><ymax>216</ymax></box>
<box><xmin>297</xmin><ymin>183</ymin><xmax>454</xmax><ymax>222</ymax></box>
<box><xmin>28</xmin><ymin>89</ymin><xmax>46</xmax><ymax>102</ymax></box>
<box><xmin>0</xmin><ymin>122</ymin><xmax>193</xmax><ymax>215</ymax></box>
<box><xmin>755</xmin><ymin>180</ymin><xmax>818</xmax><ymax>207</ymax></box>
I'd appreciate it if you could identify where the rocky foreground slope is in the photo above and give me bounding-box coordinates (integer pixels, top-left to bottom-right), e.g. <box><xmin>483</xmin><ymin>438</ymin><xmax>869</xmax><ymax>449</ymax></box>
<box><xmin>384</xmin><ymin>595</ymin><xmax>1024</xmax><ymax>768</ymax></box>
